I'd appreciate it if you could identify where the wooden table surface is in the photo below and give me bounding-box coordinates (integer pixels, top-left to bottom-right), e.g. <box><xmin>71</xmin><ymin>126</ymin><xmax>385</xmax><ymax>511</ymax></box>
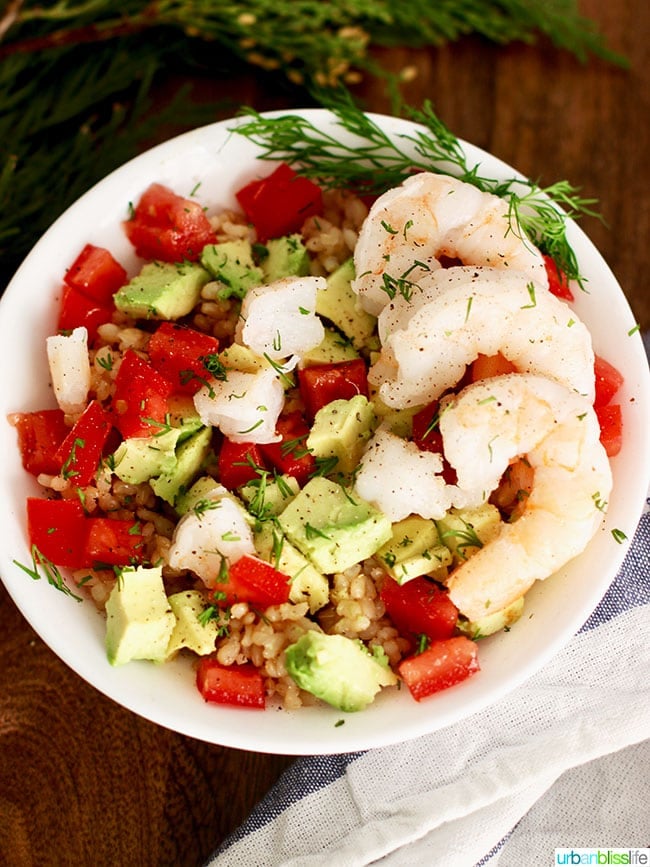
<box><xmin>1</xmin><ymin>2</ymin><xmax>647</xmax><ymax>865</ymax></box>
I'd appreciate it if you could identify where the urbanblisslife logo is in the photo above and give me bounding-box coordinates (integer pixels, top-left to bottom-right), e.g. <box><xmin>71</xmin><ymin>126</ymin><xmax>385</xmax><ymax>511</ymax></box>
<box><xmin>555</xmin><ymin>851</ymin><xmax>650</xmax><ymax>865</ymax></box>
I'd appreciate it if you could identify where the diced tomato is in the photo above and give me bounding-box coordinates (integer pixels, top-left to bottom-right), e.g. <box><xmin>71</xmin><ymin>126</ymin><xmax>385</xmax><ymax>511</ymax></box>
<box><xmin>411</xmin><ymin>401</ymin><xmax>457</xmax><ymax>485</ymax></box>
<box><xmin>235</xmin><ymin>163</ymin><xmax>323</xmax><ymax>242</ymax></box>
<box><xmin>10</xmin><ymin>409</ymin><xmax>69</xmax><ymax>476</ymax></box>
<box><xmin>595</xmin><ymin>403</ymin><xmax>623</xmax><ymax>457</ymax></box>
<box><xmin>218</xmin><ymin>439</ymin><xmax>268</xmax><ymax>490</ymax></box>
<box><xmin>148</xmin><ymin>322</ymin><xmax>220</xmax><ymax>395</ymax></box>
<box><xmin>57</xmin><ymin>283</ymin><xmax>114</xmax><ymax>343</ymax></box>
<box><xmin>259</xmin><ymin>411</ymin><xmax>316</xmax><ymax>485</ymax></box>
<box><xmin>398</xmin><ymin>636</ymin><xmax>480</xmax><ymax>701</ymax></box>
<box><xmin>594</xmin><ymin>355</ymin><xmax>624</xmax><ymax>407</ymax></box>
<box><xmin>84</xmin><ymin>517</ymin><xmax>145</xmax><ymax>566</ymax></box>
<box><xmin>26</xmin><ymin>497</ymin><xmax>88</xmax><ymax>569</ymax></box>
<box><xmin>124</xmin><ymin>182</ymin><xmax>217</xmax><ymax>262</ymax></box>
<box><xmin>211</xmin><ymin>554</ymin><xmax>291</xmax><ymax>608</ymax></box>
<box><xmin>543</xmin><ymin>254</ymin><xmax>574</xmax><ymax>302</ymax></box>
<box><xmin>112</xmin><ymin>349</ymin><xmax>174</xmax><ymax>439</ymax></box>
<box><xmin>64</xmin><ymin>243</ymin><xmax>127</xmax><ymax>304</ymax></box>
<box><xmin>196</xmin><ymin>657</ymin><xmax>266</xmax><ymax>708</ymax></box>
<box><xmin>381</xmin><ymin>575</ymin><xmax>458</xmax><ymax>642</ymax></box>
<box><xmin>53</xmin><ymin>400</ymin><xmax>113</xmax><ymax>486</ymax></box>
<box><xmin>470</xmin><ymin>352</ymin><xmax>517</xmax><ymax>381</ymax></box>
<box><xmin>297</xmin><ymin>359</ymin><xmax>369</xmax><ymax>419</ymax></box>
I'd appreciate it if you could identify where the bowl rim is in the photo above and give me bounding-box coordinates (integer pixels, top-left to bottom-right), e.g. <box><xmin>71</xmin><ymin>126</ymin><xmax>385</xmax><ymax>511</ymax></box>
<box><xmin>1</xmin><ymin>107</ymin><xmax>649</xmax><ymax>755</ymax></box>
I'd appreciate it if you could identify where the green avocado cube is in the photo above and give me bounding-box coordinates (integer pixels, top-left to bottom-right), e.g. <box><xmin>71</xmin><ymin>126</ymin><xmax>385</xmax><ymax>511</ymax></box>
<box><xmin>240</xmin><ymin>473</ymin><xmax>300</xmax><ymax>519</ymax></box>
<box><xmin>377</xmin><ymin>516</ymin><xmax>453</xmax><ymax>584</ymax></box>
<box><xmin>105</xmin><ymin>566</ymin><xmax>175</xmax><ymax>666</ymax></box>
<box><xmin>111</xmin><ymin>428</ymin><xmax>182</xmax><ymax>485</ymax></box>
<box><xmin>457</xmin><ymin>596</ymin><xmax>525</xmax><ymax>640</ymax></box>
<box><xmin>260</xmin><ymin>234</ymin><xmax>310</xmax><ymax>283</ymax></box>
<box><xmin>285</xmin><ymin>631</ymin><xmax>397</xmax><ymax>712</ymax></box>
<box><xmin>114</xmin><ymin>260</ymin><xmax>209</xmax><ymax>320</ymax></box>
<box><xmin>166</xmin><ymin>590</ymin><xmax>219</xmax><ymax>657</ymax></box>
<box><xmin>150</xmin><ymin>426</ymin><xmax>212</xmax><ymax>506</ymax></box>
<box><xmin>200</xmin><ymin>239</ymin><xmax>263</xmax><ymax>299</ymax></box>
<box><xmin>306</xmin><ymin>395</ymin><xmax>376</xmax><ymax>475</ymax></box>
<box><xmin>436</xmin><ymin>503</ymin><xmax>502</xmax><ymax>564</ymax></box>
<box><xmin>299</xmin><ymin>327</ymin><xmax>359</xmax><ymax>367</ymax></box>
<box><xmin>278</xmin><ymin>476</ymin><xmax>391</xmax><ymax>574</ymax></box>
<box><xmin>316</xmin><ymin>258</ymin><xmax>377</xmax><ymax>350</ymax></box>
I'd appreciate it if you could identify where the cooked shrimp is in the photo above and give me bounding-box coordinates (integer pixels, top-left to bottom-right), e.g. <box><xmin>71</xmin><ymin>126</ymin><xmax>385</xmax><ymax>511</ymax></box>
<box><xmin>46</xmin><ymin>326</ymin><xmax>91</xmax><ymax>416</ymax></box>
<box><xmin>438</xmin><ymin>373</ymin><xmax>612</xmax><ymax>620</ymax></box>
<box><xmin>352</xmin><ymin>172</ymin><xmax>548</xmax><ymax>316</ymax></box>
<box><xmin>370</xmin><ymin>266</ymin><xmax>595</xmax><ymax>408</ymax></box>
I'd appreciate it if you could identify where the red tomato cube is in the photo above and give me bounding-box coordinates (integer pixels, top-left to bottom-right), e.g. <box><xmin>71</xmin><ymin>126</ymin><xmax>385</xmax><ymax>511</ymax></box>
<box><xmin>26</xmin><ymin>497</ymin><xmax>89</xmax><ymax>569</ymax></box>
<box><xmin>235</xmin><ymin>163</ymin><xmax>323</xmax><ymax>242</ymax></box>
<box><xmin>211</xmin><ymin>554</ymin><xmax>291</xmax><ymax>608</ymax></box>
<box><xmin>398</xmin><ymin>636</ymin><xmax>480</xmax><ymax>701</ymax></box>
<box><xmin>218</xmin><ymin>439</ymin><xmax>268</xmax><ymax>490</ymax></box>
<box><xmin>297</xmin><ymin>359</ymin><xmax>369</xmax><ymax>419</ymax></box>
<box><xmin>10</xmin><ymin>409</ymin><xmax>69</xmax><ymax>476</ymax></box>
<box><xmin>64</xmin><ymin>243</ymin><xmax>127</xmax><ymax>304</ymax></box>
<box><xmin>594</xmin><ymin>355</ymin><xmax>624</xmax><ymax>407</ymax></box>
<box><xmin>124</xmin><ymin>183</ymin><xmax>217</xmax><ymax>262</ymax></box>
<box><xmin>543</xmin><ymin>254</ymin><xmax>574</xmax><ymax>302</ymax></box>
<box><xmin>595</xmin><ymin>403</ymin><xmax>623</xmax><ymax>457</ymax></box>
<box><xmin>53</xmin><ymin>400</ymin><xmax>113</xmax><ymax>486</ymax></box>
<box><xmin>196</xmin><ymin>658</ymin><xmax>266</xmax><ymax>708</ymax></box>
<box><xmin>380</xmin><ymin>575</ymin><xmax>459</xmax><ymax>643</ymax></box>
<box><xmin>259</xmin><ymin>411</ymin><xmax>316</xmax><ymax>486</ymax></box>
<box><xmin>148</xmin><ymin>322</ymin><xmax>220</xmax><ymax>395</ymax></box>
<box><xmin>84</xmin><ymin>517</ymin><xmax>145</xmax><ymax>566</ymax></box>
<box><xmin>112</xmin><ymin>349</ymin><xmax>174</xmax><ymax>439</ymax></box>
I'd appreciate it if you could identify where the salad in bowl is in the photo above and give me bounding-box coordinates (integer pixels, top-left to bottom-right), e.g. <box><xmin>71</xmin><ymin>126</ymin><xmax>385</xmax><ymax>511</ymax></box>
<box><xmin>0</xmin><ymin>105</ymin><xmax>647</xmax><ymax>754</ymax></box>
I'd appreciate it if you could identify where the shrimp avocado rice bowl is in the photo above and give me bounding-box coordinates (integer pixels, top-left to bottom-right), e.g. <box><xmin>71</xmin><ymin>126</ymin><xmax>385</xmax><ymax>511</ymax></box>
<box><xmin>8</xmin><ymin>144</ymin><xmax>620</xmax><ymax>714</ymax></box>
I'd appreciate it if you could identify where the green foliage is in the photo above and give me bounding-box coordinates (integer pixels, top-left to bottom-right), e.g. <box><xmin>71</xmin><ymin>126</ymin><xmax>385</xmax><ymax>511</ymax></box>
<box><xmin>0</xmin><ymin>1</ymin><xmax>622</xmax><ymax>286</ymax></box>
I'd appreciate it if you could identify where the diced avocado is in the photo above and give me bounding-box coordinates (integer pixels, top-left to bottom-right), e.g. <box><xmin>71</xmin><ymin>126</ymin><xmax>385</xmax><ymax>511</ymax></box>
<box><xmin>299</xmin><ymin>327</ymin><xmax>359</xmax><ymax>368</ymax></box>
<box><xmin>316</xmin><ymin>258</ymin><xmax>377</xmax><ymax>350</ymax></box>
<box><xmin>278</xmin><ymin>476</ymin><xmax>392</xmax><ymax>574</ymax></box>
<box><xmin>240</xmin><ymin>473</ymin><xmax>300</xmax><ymax>519</ymax></box>
<box><xmin>457</xmin><ymin>595</ymin><xmax>525</xmax><ymax>640</ymax></box>
<box><xmin>114</xmin><ymin>260</ymin><xmax>209</xmax><ymax>320</ymax></box>
<box><xmin>254</xmin><ymin>523</ymin><xmax>329</xmax><ymax>613</ymax></box>
<box><xmin>200</xmin><ymin>239</ymin><xmax>263</xmax><ymax>299</ymax></box>
<box><xmin>436</xmin><ymin>503</ymin><xmax>502</xmax><ymax>565</ymax></box>
<box><xmin>174</xmin><ymin>474</ymin><xmax>224</xmax><ymax>517</ymax></box>
<box><xmin>166</xmin><ymin>590</ymin><xmax>219</xmax><ymax>657</ymax></box>
<box><xmin>218</xmin><ymin>342</ymin><xmax>269</xmax><ymax>374</ymax></box>
<box><xmin>112</xmin><ymin>428</ymin><xmax>182</xmax><ymax>485</ymax></box>
<box><xmin>371</xmin><ymin>391</ymin><xmax>420</xmax><ymax>438</ymax></box>
<box><xmin>285</xmin><ymin>631</ymin><xmax>397</xmax><ymax>712</ymax></box>
<box><xmin>150</xmin><ymin>426</ymin><xmax>213</xmax><ymax>506</ymax></box>
<box><xmin>306</xmin><ymin>395</ymin><xmax>375</xmax><ymax>475</ymax></box>
<box><xmin>260</xmin><ymin>234</ymin><xmax>310</xmax><ymax>283</ymax></box>
<box><xmin>167</xmin><ymin>394</ymin><xmax>206</xmax><ymax>440</ymax></box>
<box><xmin>105</xmin><ymin>565</ymin><xmax>175</xmax><ymax>666</ymax></box>
<box><xmin>377</xmin><ymin>516</ymin><xmax>453</xmax><ymax>584</ymax></box>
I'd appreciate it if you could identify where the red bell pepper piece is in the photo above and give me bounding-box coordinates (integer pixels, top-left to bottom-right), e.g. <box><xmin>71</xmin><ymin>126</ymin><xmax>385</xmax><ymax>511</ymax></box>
<box><xmin>398</xmin><ymin>636</ymin><xmax>480</xmax><ymax>701</ymax></box>
<box><xmin>112</xmin><ymin>349</ymin><xmax>174</xmax><ymax>439</ymax></box>
<box><xmin>196</xmin><ymin>658</ymin><xmax>266</xmax><ymax>708</ymax></box>
<box><xmin>211</xmin><ymin>554</ymin><xmax>291</xmax><ymax>608</ymax></box>
<box><xmin>148</xmin><ymin>321</ymin><xmax>220</xmax><ymax>395</ymax></box>
<box><xmin>259</xmin><ymin>411</ymin><xmax>316</xmax><ymax>485</ymax></box>
<box><xmin>123</xmin><ymin>182</ymin><xmax>217</xmax><ymax>262</ymax></box>
<box><xmin>53</xmin><ymin>400</ymin><xmax>113</xmax><ymax>486</ymax></box>
<box><xmin>26</xmin><ymin>497</ymin><xmax>88</xmax><ymax>569</ymax></box>
<box><xmin>543</xmin><ymin>254</ymin><xmax>574</xmax><ymax>302</ymax></box>
<box><xmin>380</xmin><ymin>575</ymin><xmax>459</xmax><ymax>643</ymax></box>
<box><xmin>10</xmin><ymin>409</ymin><xmax>69</xmax><ymax>476</ymax></box>
<box><xmin>64</xmin><ymin>243</ymin><xmax>127</xmax><ymax>304</ymax></box>
<box><xmin>218</xmin><ymin>439</ymin><xmax>268</xmax><ymax>490</ymax></box>
<box><xmin>84</xmin><ymin>517</ymin><xmax>145</xmax><ymax>567</ymax></box>
<box><xmin>594</xmin><ymin>355</ymin><xmax>624</xmax><ymax>407</ymax></box>
<box><xmin>298</xmin><ymin>359</ymin><xmax>369</xmax><ymax>419</ymax></box>
<box><xmin>57</xmin><ymin>283</ymin><xmax>114</xmax><ymax>342</ymax></box>
<box><xmin>235</xmin><ymin>163</ymin><xmax>323</xmax><ymax>242</ymax></box>
<box><xmin>595</xmin><ymin>403</ymin><xmax>623</xmax><ymax>457</ymax></box>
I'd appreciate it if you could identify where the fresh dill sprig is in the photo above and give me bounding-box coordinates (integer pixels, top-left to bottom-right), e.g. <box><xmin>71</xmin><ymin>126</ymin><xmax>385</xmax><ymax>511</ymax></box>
<box><xmin>13</xmin><ymin>544</ymin><xmax>83</xmax><ymax>602</ymax></box>
<box><xmin>234</xmin><ymin>94</ymin><xmax>601</xmax><ymax>285</ymax></box>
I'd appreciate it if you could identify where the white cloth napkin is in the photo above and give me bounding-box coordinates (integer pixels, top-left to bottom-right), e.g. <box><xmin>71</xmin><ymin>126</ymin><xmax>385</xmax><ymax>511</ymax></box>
<box><xmin>209</xmin><ymin>474</ymin><xmax>650</xmax><ymax>867</ymax></box>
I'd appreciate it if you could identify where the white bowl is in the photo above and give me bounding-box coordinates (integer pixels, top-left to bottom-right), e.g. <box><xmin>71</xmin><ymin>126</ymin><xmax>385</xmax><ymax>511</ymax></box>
<box><xmin>1</xmin><ymin>109</ymin><xmax>648</xmax><ymax>755</ymax></box>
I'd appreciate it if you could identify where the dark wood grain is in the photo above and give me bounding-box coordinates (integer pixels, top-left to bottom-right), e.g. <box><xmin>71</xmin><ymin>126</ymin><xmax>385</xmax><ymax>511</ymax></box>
<box><xmin>1</xmin><ymin>3</ymin><xmax>648</xmax><ymax>865</ymax></box>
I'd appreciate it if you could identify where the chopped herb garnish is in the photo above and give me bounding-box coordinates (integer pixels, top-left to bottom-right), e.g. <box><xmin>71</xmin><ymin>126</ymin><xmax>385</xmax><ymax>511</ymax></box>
<box><xmin>13</xmin><ymin>545</ymin><xmax>83</xmax><ymax>602</ymax></box>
